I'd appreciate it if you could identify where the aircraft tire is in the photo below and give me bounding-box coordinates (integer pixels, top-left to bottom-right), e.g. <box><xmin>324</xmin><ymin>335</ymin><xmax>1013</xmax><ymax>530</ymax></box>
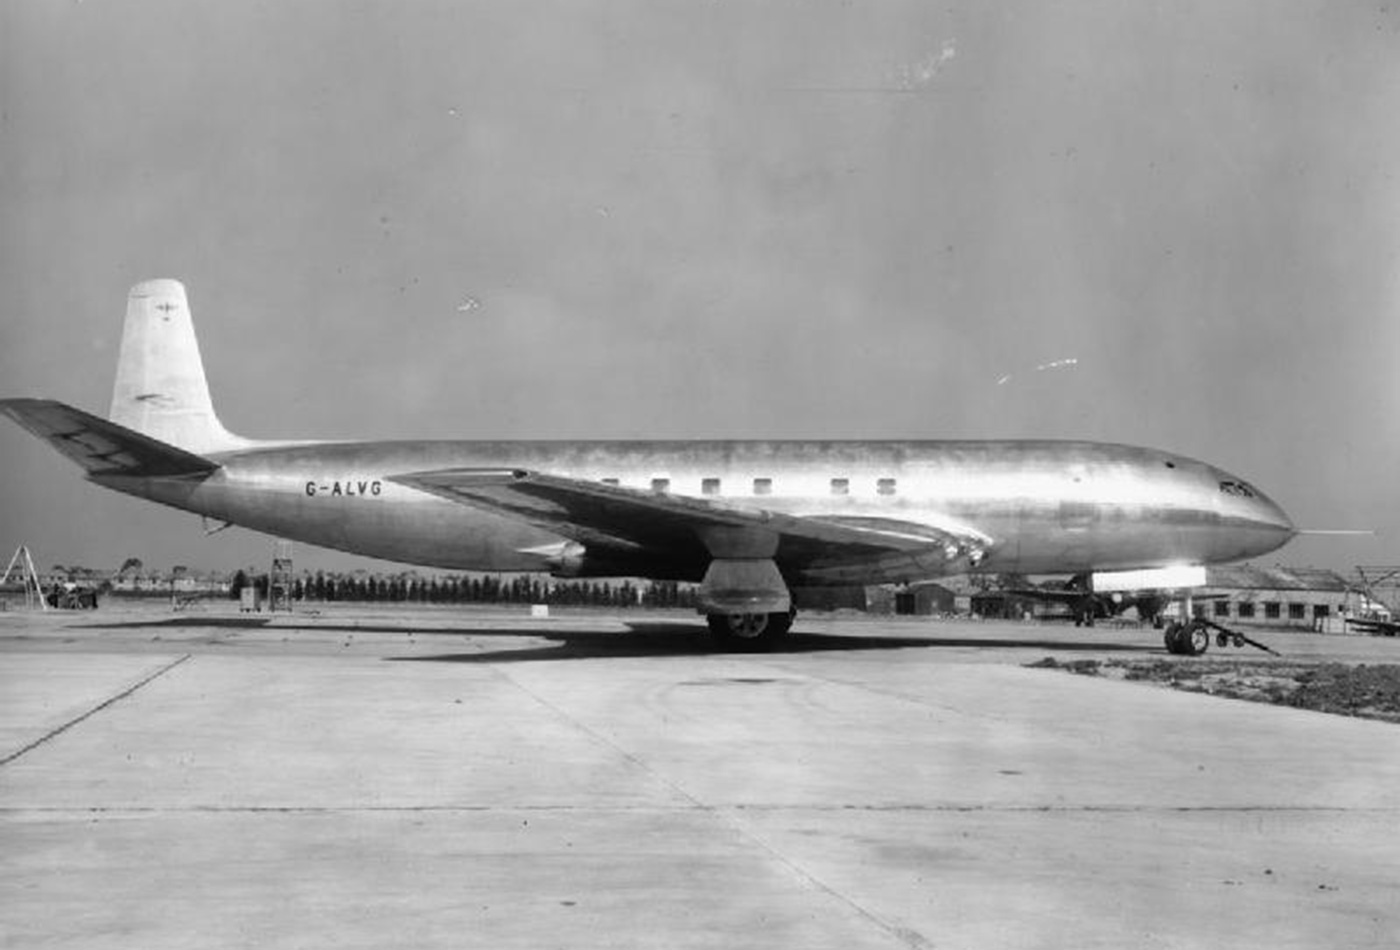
<box><xmin>1163</xmin><ymin>622</ymin><xmax>1183</xmax><ymax>654</ymax></box>
<box><xmin>1174</xmin><ymin>620</ymin><xmax>1209</xmax><ymax>656</ymax></box>
<box><xmin>706</xmin><ymin>611</ymin><xmax>793</xmax><ymax>651</ymax></box>
<box><xmin>1164</xmin><ymin>620</ymin><xmax>1210</xmax><ymax>656</ymax></box>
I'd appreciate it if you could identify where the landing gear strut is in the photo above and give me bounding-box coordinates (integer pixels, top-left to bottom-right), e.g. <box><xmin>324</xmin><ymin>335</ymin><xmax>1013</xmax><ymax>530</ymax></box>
<box><xmin>706</xmin><ymin>610</ymin><xmax>794</xmax><ymax>651</ymax></box>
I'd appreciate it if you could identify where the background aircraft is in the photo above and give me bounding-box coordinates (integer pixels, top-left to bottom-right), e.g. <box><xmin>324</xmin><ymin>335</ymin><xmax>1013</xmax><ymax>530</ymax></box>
<box><xmin>1</xmin><ymin>280</ymin><xmax>1297</xmax><ymax>649</ymax></box>
<box><xmin>999</xmin><ymin>573</ymin><xmax>1228</xmax><ymax>628</ymax></box>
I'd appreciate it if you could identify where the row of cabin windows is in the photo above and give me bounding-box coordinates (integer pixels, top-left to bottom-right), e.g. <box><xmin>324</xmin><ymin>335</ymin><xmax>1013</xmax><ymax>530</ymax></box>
<box><xmin>601</xmin><ymin>477</ymin><xmax>898</xmax><ymax>496</ymax></box>
<box><xmin>1208</xmin><ymin>601</ymin><xmax>1329</xmax><ymax>620</ymax></box>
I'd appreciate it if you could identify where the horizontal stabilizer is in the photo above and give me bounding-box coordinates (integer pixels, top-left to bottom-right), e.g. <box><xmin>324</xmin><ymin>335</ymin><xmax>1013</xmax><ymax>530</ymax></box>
<box><xmin>0</xmin><ymin>398</ymin><xmax>219</xmax><ymax>477</ymax></box>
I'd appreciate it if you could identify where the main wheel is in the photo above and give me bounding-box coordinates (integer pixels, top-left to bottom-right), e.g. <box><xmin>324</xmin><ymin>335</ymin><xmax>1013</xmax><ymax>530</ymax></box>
<box><xmin>706</xmin><ymin>611</ymin><xmax>793</xmax><ymax>651</ymax></box>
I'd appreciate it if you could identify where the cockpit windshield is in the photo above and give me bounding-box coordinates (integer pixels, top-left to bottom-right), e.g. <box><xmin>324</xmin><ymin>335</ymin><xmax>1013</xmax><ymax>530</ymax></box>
<box><xmin>1219</xmin><ymin>480</ymin><xmax>1256</xmax><ymax>499</ymax></box>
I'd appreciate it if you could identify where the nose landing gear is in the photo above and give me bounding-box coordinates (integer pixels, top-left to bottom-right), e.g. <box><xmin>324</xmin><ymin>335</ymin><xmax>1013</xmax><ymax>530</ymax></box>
<box><xmin>1163</xmin><ymin>617</ymin><xmax>1279</xmax><ymax>656</ymax></box>
<box><xmin>1163</xmin><ymin>619</ymin><xmax>1210</xmax><ymax>656</ymax></box>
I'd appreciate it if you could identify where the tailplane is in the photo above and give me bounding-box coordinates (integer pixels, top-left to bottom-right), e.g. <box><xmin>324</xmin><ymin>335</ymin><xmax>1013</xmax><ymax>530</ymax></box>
<box><xmin>109</xmin><ymin>279</ymin><xmax>253</xmax><ymax>455</ymax></box>
<box><xmin>0</xmin><ymin>398</ymin><xmax>218</xmax><ymax>477</ymax></box>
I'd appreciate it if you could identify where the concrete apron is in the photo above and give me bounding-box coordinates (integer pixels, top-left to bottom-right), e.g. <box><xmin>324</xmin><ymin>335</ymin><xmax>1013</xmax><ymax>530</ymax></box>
<box><xmin>2</xmin><ymin>628</ymin><xmax>1398</xmax><ymax>949</ymax></box>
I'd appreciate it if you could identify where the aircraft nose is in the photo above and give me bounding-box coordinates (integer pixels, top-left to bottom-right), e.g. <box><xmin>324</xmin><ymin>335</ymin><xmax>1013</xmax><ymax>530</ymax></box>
<box><xmin>1259</xmin><ymin>493</ymin><xmax>1295</xmax><ymax>534</ymax></box>
<box><xmin>1252</xmin><ymin>492</ymin><xmax>1296</xmax><ymax>541</ymax></box>
<box><xmin>1209</xmin><ymin>465</ymin><xmax>1295</xmax><ymax>559</ymax></box>
<box><xmin>1236</xmin><ymin>484</ymin><xmax>1297</xmax><ymax>557</ymax></box>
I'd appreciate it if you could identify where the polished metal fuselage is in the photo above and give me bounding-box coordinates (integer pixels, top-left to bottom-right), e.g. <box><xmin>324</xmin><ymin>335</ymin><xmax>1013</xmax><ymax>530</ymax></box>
<box><xmin>91</xmin><ymin>438</ymin><xmax>1295</xmax><ymax>585</ymax></box>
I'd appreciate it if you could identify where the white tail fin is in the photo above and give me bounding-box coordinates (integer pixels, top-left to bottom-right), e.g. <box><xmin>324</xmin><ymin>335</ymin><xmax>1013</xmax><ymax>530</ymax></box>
<box><xmin>109</xmin><ymin>279</ymin><xmax>252</xmax><ymax>454</ymax></box>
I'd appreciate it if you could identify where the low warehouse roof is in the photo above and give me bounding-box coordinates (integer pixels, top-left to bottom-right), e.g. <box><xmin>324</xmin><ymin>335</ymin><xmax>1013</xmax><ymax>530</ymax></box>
<box><xmin>1205</xmin><ymin>564</ymin><xmax>1351</xmax><ymax>593</ymax></box>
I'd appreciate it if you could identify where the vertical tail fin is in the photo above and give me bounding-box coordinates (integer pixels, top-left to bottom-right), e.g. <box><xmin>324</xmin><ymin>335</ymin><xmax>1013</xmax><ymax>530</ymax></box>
<box><xmin>108</xmin><ymin>279</ymin><xmax>252</xmax><ymax>454</ymax></box>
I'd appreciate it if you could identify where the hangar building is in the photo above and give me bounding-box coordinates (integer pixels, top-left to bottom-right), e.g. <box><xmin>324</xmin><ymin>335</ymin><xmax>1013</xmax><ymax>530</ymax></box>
<box><xmin>1197</xmin><ymin>565</ymin><xmax>1356</xmax><ymax>631</ymax></box>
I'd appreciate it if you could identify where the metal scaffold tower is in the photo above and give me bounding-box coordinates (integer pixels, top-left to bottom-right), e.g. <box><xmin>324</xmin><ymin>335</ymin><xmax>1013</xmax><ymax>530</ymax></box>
<box><xmin>1353</xmin><ymin>566</ymin><xmax>1400</xmax><ymax>615</ymax></box>
<box><xmin>269</xmin><ymin>540</ymin><xmax>295</xmax><ymax>612</ymax></box>
<box><xmin>1</xmin><ymin>545</ymin><xmax>49</xmax><ymax>611</ymax></box>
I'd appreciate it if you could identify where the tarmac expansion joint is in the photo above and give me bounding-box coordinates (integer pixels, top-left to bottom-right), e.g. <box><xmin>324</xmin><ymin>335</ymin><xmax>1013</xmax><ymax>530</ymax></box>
<box><xmin>0</xmin><ymin>653</ymin><xmax>192</xmax><ymax>768</ymax></box>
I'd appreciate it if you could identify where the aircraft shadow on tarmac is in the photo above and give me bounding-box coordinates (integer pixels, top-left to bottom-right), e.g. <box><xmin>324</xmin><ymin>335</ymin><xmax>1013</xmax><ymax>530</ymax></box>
<box><xmin>387</xmin><ymin>621</ymin><xmax>1161</xmax><ymax>663</ymax></box>
<box><xmin>76</xmin><ymin>616</ymin><xmax>276</xmax><ymax>630</ymax></box>
<box><xmin>67</xmin><ymin>616</ymin><xmax>1158</xmax><ymax>662</ymax></box>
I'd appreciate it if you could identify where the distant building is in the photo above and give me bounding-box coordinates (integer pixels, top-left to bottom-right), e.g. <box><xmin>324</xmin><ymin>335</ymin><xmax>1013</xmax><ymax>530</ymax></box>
<box><xmin>792</xmin><ymin>586</ymin><xmax>868</xmax><ymax>612</ymax></box>
<box><xmin>867</xmin><ymin>583</ymin><xmax>956</xmax><ymax>616</ymax></box>
<box><xmin>108</xmin><ymin>572</ymin><xmax>229</xmax><ymax>596</ymax></box>
<box><xmin>1194</xmin><ymin>565</ymin><xmax>1358</xmax><ymax>631</ymax></box>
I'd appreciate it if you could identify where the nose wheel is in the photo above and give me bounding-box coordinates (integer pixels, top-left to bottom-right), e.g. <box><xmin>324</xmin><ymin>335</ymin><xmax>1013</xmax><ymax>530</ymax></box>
<box><xmin>1163</xmin><ymin>619</ymin><xmax>1212</xmax><ymax>656</ymax></box>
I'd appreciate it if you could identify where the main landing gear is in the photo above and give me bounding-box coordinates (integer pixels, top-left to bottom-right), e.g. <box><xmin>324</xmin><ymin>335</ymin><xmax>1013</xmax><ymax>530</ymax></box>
<box><xmin>1162</xmin><ymin>617</ymin><xmax>1279</xmax><ymax>656</ymax></box>
<box><xmin>706</xmin><ymin>610</ymin><xmax>795</xmax><ymax>651</ymax></box>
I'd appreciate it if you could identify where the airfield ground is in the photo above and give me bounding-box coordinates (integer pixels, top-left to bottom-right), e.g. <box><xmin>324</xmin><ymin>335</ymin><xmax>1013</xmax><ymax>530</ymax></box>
<box><xmin>2</xmin><ymin>604</ymin><xmax>1398</xmax><ymax>949</ymax></box>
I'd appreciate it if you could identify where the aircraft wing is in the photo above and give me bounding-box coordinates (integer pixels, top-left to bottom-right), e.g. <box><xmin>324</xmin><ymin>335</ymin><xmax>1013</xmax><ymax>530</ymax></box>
<box><xmin>0</xmin><ymin>398</ymin><xmax>218</xmax><ymax>477</ymax></box>
<box><xmin>1004</xmin><ymin>588</ymin><xmax>1083</xmax><ymax>606</ymax></box>
<box><xmin>389</xmin><ymin>468</ymin><xmax>992</xmax><ymax>576</ymax></box>
<box><xmin>1345</xmin><ymin>618</ymin><xmax>1400</xmax><ymax>636</ymax></box>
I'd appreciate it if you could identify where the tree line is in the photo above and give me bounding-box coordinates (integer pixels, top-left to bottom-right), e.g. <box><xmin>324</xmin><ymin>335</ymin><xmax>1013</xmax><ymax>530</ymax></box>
<box><xmin>230</xmin><ymin>570</ymin><xmax>696</xmax><ymax>609</ymax></box>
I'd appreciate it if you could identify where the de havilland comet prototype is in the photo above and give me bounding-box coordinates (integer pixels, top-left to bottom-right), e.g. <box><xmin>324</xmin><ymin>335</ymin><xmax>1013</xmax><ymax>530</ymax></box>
<box><xmin>2</xmin><ymin>280</ymin><xmax>1297</xmax><ymax>649</ymax></box>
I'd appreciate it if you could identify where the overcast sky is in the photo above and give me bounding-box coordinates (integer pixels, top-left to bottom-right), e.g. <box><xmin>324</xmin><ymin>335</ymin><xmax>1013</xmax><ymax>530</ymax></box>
<box><xmin>2</xmin><ymin>0</ymin><xmax>1397</xmax><ymax>576</ymax></box>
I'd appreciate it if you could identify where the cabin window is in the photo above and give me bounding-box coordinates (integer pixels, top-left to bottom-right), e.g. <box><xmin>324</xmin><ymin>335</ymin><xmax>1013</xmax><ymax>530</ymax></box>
<box><xmin>651</xmin><ymin>478</ymin><xmax>670</xmax><ymax>493</ymax></box>
<box><xmin>830</xmin><ymin>477</ymin><xmax>849</xmax><ymax>496</ymax></box>
<box><xmin>601</xmin><ymin>478</ymin><xmax>619</xmax><ymax>486</ymax></box>
<box><xmin>701</xmin><ymin>477</ymin><xmax>721</xmax><ymax>496</ymax></box>
<box><xmin>1214</xmin><ymin>600</ymin><xmax>1230</xmax><ymax>618</ymax></box>
<box><xmin>753</xmin><ymin>477</ymin><xmax>773</xmax><ymax>496</ymax></box>
<box><xmin>1264</xmin><ymin>602</ymin><xmax>1280</xmax><ymax>619</ymax></box>
<box><xmin>1237</xmin><ymin>602</ymin><xmax>1255</xmax><ymax>619</ymax></box>
<box><xmin>1288</xmin><ymin>603</ymin><xmax>1306</xmax><ymax>620</ymax></box>
<box><xmin>1219</xmin><ymin>480</ymin><xmax>1256</xmax><ymax>498</ymax></box>
<box><xmin>1314</xmin><ymin>604</ymin><xmax>1330</xmax><ymax>619</ymax></box>
<box><xmin>876</xmin><ymin>477</ymin><xmax>897</xmax><ymax>496</ymax></box>
<box><xmin>1192</xmin><ymin>603</ymin><xmax>1206</xmax><ymax>618</ymax></box>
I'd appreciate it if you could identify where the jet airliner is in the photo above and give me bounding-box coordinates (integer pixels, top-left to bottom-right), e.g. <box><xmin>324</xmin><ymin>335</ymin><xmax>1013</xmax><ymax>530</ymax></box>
<box><xmin>1</xmin><ymin>280</ymin><xmax>1297</xmax><ymax>649</ymax></box>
